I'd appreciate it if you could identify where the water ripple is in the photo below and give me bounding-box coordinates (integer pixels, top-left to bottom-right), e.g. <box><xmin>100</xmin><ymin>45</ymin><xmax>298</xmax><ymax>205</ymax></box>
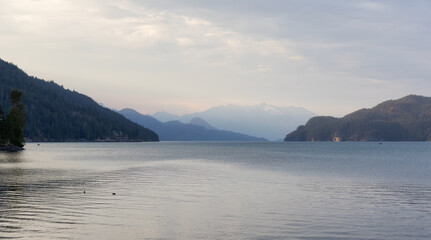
<box><xmin>1</xmin><ymin>143</ymin><xmax>431</xmax><ymax>239</ymax></box>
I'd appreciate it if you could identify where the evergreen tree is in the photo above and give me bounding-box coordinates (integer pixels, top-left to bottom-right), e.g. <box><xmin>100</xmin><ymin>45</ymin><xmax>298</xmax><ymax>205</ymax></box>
<box><xmin>0</xmin><ymin>105</ymin><xmax>6</xmax><ymax>145</ymax></box>
<box><xmin>5</xmin><ymin>90</ymin><xmax>26</xmax><ymax>147</ymax></box>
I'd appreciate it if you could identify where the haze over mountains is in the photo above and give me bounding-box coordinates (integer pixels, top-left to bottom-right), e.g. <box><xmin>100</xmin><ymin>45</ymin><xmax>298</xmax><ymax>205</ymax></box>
<box><xmin>0</xmin><ymin>58</ymin><xmax>313</xmax><ymax>142</ymax></box>
<box><xmin>14</xmin><ymin>56</ymin><xmax>431</xmax><ymax>143</ymax></box>
<box><xmin>119</xmin><ymin>108</ymin><xmax>266</xmax><ymax>141</ymax></box>
<box><xmin>153</xmin><ymin>104</ymin><xmax>316</xmax><ymax>141</ymax></box>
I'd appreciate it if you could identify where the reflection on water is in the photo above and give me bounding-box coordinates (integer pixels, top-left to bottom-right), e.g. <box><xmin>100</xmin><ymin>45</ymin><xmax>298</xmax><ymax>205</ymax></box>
<box><xmin>0</xmin><ymin>142</ymin><xmax>430</xmax><ymax>240</ymax></box>
<box><xmin>0</xmin><ymin>151</ymin><xmax>25</xmax><ymax>164</ymax></box>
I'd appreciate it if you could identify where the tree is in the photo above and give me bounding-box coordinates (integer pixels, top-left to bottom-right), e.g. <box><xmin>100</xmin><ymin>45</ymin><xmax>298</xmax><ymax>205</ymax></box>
<box><xmin>0</xmin><ymin>105</ymin><xmax>6</xmax><ymax>145</ymax></box>
<box><xmin>5</xmin><ymin>90</ymin><xmax>26</xmax><ymax>147</ymax></box>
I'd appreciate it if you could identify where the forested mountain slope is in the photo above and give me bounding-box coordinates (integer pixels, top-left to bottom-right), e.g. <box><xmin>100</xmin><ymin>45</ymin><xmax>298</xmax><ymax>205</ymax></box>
<box><xmin>285</xmin><ymin>95</ymin><xmax>431</xmax><ymax>141</ymax></box>
<box><xmin>0</xmin><ymin>58</ymin><xmax>158</xmax><ymax>141</ymax></box>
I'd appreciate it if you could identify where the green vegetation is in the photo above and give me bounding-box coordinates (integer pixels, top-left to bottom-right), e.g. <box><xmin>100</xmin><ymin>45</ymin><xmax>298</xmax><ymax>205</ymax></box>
<box><xmin>285</xmin><ymin>95</ymin><xmax>431</xmax><ymax>141</ymax></box>
<box><xmin>0</xmin><ymin>90</ymin><xmax>26</xmax><ymax>147</ymax></box>
<box><xmin>0</xmin><ymin>58</ymin><xmax>158</xmax><ymax>142</ymax></box>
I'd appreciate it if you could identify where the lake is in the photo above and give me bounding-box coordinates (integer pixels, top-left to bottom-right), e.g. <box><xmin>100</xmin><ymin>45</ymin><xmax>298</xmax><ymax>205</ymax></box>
<box><xmin>0</xmin><ymin>142</ymin><xmax>430</xmax><ymax>239</ymax></box>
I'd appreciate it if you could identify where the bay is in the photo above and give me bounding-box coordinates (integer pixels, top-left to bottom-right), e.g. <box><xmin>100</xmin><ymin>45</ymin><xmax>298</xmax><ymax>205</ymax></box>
<box><xmin>0</xmin><ymin>142</ymin><xmax>430</xmax><ymax>239</ymax></box>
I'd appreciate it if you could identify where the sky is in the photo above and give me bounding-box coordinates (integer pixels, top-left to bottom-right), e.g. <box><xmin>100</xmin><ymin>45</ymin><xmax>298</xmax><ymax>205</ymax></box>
<box><xmin>1</xmin><ymin>0</ymin><xmax>431</xmax><ymax>116</ymax></box>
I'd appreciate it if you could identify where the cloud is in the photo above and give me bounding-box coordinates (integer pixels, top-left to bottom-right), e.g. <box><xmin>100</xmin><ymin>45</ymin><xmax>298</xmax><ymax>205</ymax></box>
<box><xmin>1</xmin><ymin>0</ymin><xmax>431</xmax><ymax>116</ymax></box>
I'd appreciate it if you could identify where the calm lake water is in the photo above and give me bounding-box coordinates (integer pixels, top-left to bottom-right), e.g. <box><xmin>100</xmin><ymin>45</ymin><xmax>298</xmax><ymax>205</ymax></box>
<box><xmin>0</xmin><ymin>142</ymin><xmax>430</xmax><ymax>240</ymax></box>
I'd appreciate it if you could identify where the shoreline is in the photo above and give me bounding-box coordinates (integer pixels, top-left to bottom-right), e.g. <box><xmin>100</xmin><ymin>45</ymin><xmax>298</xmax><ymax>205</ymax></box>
<box><xmin>0</xmin><ymin>145</ymin><xmax>25</xmax><ymax>152</ymax></box>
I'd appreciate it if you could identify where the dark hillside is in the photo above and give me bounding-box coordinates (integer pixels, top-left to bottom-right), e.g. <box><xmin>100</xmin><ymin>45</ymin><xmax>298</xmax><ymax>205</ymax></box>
<box><xmin>0</xmin><ymin>58</ymin><xmax>158</xmax><ymax>141</ymax></box>
<box><xmin>285</xmin><ymin>95</ymin><xmax>431</xmax><ymax>142</ymax></box>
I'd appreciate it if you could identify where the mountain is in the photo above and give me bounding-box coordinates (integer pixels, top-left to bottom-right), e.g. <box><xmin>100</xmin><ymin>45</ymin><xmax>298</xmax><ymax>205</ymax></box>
<box><xmin>0</xmin><ymin>58</ymin><xmax>158</xmax><ymax>142</ymax></box>
<box><xmin>284</xmin><ymin>95</ymin><xmax>431</xmax><ymax>142</ymax></box>
<box><xmin>189</xmin><ymin>117</ymin><xmax>217</xmax><ymax>130</ymax></box>
<box><xmin>153</xmin><ymin>103</ymin><xmax>316</xmax><ymax>141</ymax></box>
<box><xmin>119</xmin><ymin>108</ymin><xmax>267</xmax><ymax>141</ymax></box>
<box><xmin>152</xmin><ymin>111</ymin><xmax>180</xmax><ymax>123</ymax></box>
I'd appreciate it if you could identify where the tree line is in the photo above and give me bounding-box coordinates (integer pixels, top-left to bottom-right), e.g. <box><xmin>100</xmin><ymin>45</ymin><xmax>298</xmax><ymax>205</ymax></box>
<box><xmin>0</xmin><ymin>90</ymin><xmax>25</xmax><ymax>147</ymax></box>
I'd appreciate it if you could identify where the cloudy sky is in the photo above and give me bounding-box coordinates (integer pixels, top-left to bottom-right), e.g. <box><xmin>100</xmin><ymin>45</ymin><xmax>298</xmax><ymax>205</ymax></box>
<box><xmin>1</xmin><ymin>0</ymin><xmax>430</xmax><ymax>116</ymax></box>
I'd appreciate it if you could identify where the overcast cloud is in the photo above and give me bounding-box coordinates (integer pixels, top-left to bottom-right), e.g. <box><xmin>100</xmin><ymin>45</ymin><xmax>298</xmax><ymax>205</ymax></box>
<box><xmin>1</xmin><ymin>0</ymin><xmax>430</xmax><ymax>115</ymax></box>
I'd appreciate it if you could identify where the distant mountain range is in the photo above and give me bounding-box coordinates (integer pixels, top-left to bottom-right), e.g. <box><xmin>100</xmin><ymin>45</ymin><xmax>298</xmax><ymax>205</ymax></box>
<box><xmin>0</xmin><ymin>58</ymin><xmax>158</xmax><ymax>142</ymax></box>
<box><xmin>285</xmin><ymin>95</ymin><xmax>431</xmax><ymax>141</ymax></box>
<box><xmin>190</xmin><ymin>117</ymin><xmax>217</xmax><ymax>130</ymax></box>
<box><xmin>152</xmin><ymin>103</ymin><xmax>316</xmax><ymax>141</ymax></box>
<box><xmin>119</xmin><ymin>108</ymin><xmax>267</xmax><ymax>141</ymax></box>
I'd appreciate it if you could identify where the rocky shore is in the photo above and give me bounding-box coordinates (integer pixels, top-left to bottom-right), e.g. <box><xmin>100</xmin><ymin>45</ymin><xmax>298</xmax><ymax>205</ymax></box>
<box><xmin>0</xmin><ymin>145</ymin><xmax>25</xmax><ymax>152</ymax></box>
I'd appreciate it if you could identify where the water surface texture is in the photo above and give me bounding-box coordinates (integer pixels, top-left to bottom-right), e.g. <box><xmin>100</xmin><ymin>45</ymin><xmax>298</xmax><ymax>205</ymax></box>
<box><xmin>0</xmin><ymin>142</ymin><xmax>430</xmax><ymax>239</ymax></box>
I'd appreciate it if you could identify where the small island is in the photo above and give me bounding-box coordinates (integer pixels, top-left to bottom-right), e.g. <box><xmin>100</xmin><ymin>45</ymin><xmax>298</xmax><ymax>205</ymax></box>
<box><xmin>0</xmin><ymin>90</ymin><xmax>25</xmax><ymax>151</ymax></box>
